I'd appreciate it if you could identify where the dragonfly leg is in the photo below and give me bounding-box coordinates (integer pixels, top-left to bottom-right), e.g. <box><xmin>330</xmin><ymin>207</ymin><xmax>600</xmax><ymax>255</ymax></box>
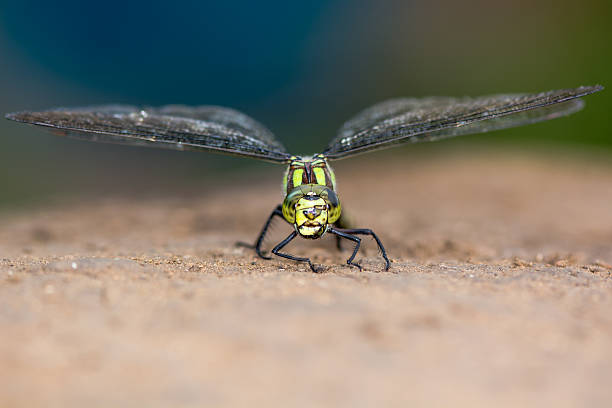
<box><xmin>331</xmin><ymin>228</ymin><xmax>390</xmax><ymax>271</ymax></box>
<box><xmin>335</xmin><ymin>235</ymin><xmax>343</xmax><ymax>251</ymax></box>
<box><xmin>333</xmin><ymin>213</ymin><xmax>351</xmax><ymax>252</ymax></box>
<box><xmin>250</xmin><ymin>205</ymin><xmax>284</xmax><ymax>259</ymax></box>
<box><xmin>237</xmin><ymin>205</ymin><xmax>284</xmax><ymax>259</ymax></box>
<box><xmin>328</xmin><ymin>228</ymin><xmax>362</xmax><ymax>270</ymax></box>
<box><xmin>272</xmin><ymin>231</ymin><xmax>321</xmax><ymax>273</ymax></box>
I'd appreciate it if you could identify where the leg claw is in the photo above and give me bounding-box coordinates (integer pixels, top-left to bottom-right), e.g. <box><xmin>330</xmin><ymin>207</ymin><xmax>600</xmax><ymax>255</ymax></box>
<box><xmin>255</xmin><ymin>249</ymin><xmax>272</xmax><ymax>260</ymax></box>
<box><xmin>309</xmin><ymin>263</ymin><xmax>324</xmax><ymax>273</ymax></box>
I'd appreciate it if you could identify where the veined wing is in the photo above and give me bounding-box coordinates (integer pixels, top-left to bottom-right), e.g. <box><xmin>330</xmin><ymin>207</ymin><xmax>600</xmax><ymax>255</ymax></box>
<box><xmin>324</xmin><ymin>85</ymin><xmax>603</xmax><ymax>160</ymax></box>
<box><xmin>6</xmin><ymin>105</ymin><xmax>291</xmax><ymax>163</ymax></box>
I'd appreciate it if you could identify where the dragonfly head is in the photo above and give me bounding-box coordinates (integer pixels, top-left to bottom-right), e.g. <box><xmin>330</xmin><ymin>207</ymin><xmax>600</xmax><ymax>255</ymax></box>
<box><xmin>282</xmin><ymin>185</ymin><xmax>341</xmax><ymax>239</ymax></box>
<box><xmin>295</xmin><ymin>195</ymin><xmax>328</xmax><ymax>238</ymax></box>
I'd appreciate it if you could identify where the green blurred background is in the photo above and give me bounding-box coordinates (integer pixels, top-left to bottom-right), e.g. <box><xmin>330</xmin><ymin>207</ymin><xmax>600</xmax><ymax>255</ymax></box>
<box><xmin>0</xmin><ymin>0</ymin><xmax>609</xmax><ymax>208</ymax></box>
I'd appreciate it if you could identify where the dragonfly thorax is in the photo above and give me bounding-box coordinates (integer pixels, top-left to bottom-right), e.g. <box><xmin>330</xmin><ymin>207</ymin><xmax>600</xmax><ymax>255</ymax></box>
<box><xmin>282</xmin><ymin>153</ymin><xmax>337</xmax><ymax>197</ymax></box>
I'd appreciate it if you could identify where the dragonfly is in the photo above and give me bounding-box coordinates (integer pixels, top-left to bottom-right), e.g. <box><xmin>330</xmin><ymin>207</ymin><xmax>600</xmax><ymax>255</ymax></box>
<box><xmin>5</xmin><ymin>85</ymin><xmax>603</xmax><ymax>272</ymax></box>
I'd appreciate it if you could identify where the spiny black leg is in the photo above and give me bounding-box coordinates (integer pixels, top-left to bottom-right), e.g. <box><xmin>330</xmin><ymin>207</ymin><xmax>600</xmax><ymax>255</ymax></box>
<box><xmin>254</xmin><ymin>205</ymin><xmax>285</xmax><ymax>259</ymax></box>
<box><xmin>328</xmin><ymin>228</ymin><xmax>362</xmax><ymax>271</ymax></box>
<box><xmin>272</xmin><ymin>231</ymin><xmax>321</xmax><ymax>273</ymax></box>
<box><xmin>237</xmin><ymin>205</ymin><xmax>284</xmax><ymax>259</ymax></box>
<box><xmin>333</xmin><ymin>228</ymin><xmax>391</xmax><ymax>271</ymax></box>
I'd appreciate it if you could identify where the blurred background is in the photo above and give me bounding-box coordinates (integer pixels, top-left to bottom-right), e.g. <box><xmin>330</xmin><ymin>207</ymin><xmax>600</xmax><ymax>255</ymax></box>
<box><xmin>0</xmin><ymin>0</ymin><xmax>609</xmax><ymax>209</ymax></box>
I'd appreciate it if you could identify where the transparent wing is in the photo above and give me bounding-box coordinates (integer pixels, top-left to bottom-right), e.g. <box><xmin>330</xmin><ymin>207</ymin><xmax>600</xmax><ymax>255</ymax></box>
<box><xmin>324</xmin><ymin>85</ymin><xmax>603</xmax><ymax>159</ymax></box>
<box><xmin>5</xmin><ymin>105</ymin><xmax>291</xmax><ymax>163</ymax></box>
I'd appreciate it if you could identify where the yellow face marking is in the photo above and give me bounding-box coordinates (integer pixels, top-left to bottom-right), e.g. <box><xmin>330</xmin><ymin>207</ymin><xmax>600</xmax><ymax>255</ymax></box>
<box><xmin>295</xmin><ymin>196</ymin><xmax>328</xmax><ymax>237</ymax></box>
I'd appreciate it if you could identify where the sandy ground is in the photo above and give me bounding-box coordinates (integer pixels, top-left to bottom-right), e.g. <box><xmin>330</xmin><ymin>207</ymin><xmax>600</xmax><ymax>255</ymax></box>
<box><xmin>1</xmin><ymin>153</ymin><xmax>612</xmax><ymax>407</ymax></box>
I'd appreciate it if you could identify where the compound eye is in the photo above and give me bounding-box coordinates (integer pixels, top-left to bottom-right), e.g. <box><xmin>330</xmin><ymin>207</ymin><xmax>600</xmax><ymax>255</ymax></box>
<box><xmin>326</xmin><ymin>189</ymin><xmax>339</xmax><ymax>208</ymax></box>
<box><xmin>320</xmin><ymin>188</ymin><xmax>341</xmax><ymax>224</ymax></box>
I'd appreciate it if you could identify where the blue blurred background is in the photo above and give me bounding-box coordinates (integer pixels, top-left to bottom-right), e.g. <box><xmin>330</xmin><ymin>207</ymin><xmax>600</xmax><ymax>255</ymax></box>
<box><xmin>0</xmin><ymin>0</ymin><xmax>609</xmax><ymax>207</ymax></box>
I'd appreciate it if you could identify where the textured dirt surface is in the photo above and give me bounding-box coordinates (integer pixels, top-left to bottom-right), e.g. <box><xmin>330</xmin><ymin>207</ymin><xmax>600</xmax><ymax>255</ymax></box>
<box><xmin>1</xmin><ymin>153</ymin><xmax>612</xmax><ymax>407</ymax></box>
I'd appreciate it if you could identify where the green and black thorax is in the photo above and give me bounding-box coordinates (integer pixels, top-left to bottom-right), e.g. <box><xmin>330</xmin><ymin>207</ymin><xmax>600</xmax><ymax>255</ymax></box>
<box><xmin>282</xmin><ymin>153</ymin><xmax>337</xmax><ymax>195</ymax></box>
